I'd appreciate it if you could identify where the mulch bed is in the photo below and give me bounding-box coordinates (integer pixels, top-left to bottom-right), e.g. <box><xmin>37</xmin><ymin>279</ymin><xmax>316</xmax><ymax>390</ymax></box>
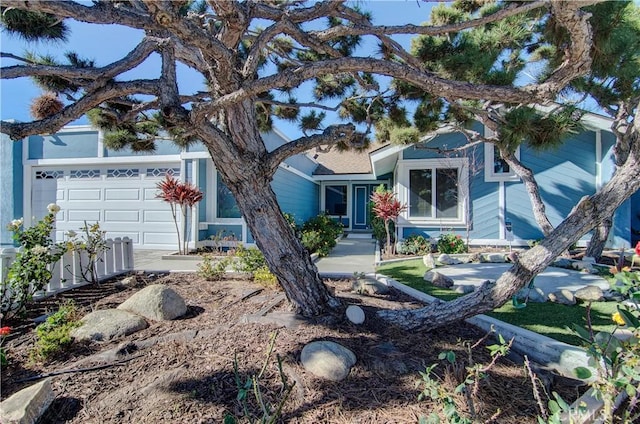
<box><xmin>1</xmin><ymin>272</ymin><xmax>584</xmax><ymax>423</ymax></box>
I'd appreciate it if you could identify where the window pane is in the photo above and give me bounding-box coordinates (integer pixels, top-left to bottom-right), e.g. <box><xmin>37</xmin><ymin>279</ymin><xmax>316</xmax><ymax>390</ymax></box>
<box><xmin>436</xmin><ymin>168</ymin><xmax>458</xmax><ymax>218</ymax></box>
<box><xmin>325</xmin><ymin>185</ymin><xmax>347</xmax><ymax>215</ymax></box>
<box><xmin>217</xmin><ymin>173</ymin><xmax>241</xmax><ymax>218</ymax></box>
<box><xmin>493</xmin><ymin>148</ymin><xmax>510</xmax><ymax>174</ymax></box>
<box><xmin>409</xmin><ymin>169</ymin><xmax>432</xmax><ymax>217</ymax></box>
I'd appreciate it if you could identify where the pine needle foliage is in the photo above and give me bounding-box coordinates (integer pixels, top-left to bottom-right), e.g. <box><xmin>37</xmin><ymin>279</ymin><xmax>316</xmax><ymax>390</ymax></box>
<box><xmin>0</xmin><ymin>8</ymin><xmax>68</xmax><ymax>41</ymax></box>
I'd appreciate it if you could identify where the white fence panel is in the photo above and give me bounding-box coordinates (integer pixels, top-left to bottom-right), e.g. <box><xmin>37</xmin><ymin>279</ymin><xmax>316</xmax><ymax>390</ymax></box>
<box><xmin>1</xmin><ymin>237</ymin><xmax>134</xmax><ymax>302</ymax></box>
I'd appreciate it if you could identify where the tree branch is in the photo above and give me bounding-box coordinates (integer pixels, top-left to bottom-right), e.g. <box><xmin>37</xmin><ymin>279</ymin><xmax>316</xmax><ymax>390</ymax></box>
<box><xmin>378</xmin><ymin>138</ymin><xmax>640</xmax><ymax>330</ymax></box>
<box><xmin>0</xmin><ymin>80</ymin><xmax>159</xmax><ymax>140</ymax></box>
<box><xmin>201</xmin><ymin>57</ymin><xmax>555</xmax><ymax>119</ymax></box>
<box><xmin>2</xmin><ymin>36</ymin><xmax>163</xmax><ymax>86</ymax></box>
<box><xmin>313</xmin><ymin>1</ymin><xmax>549</xmax><ymax>40</ymax></box>
<box><xmin>266</xmin><ymin>123</ymin><xmax>359</xmax><ymax>173</ymax></box>
<box><xmin>1</xmin><ymin>0</ymin><xmax>156</xmax><ymax>30</ymax></box>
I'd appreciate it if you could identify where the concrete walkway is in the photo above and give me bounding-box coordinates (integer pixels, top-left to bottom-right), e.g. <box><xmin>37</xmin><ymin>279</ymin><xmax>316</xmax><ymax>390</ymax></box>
<box><xmin>315</xmin><ymin>234</ymin><xmax>377</xmax><ymax>275</ymax></box>
<box><xmin>132</xmin><ymin>234</ymin><xmax>378</xmax><ymax>274</ymax></box>
<box><xmin>433</xmin><ymin>262</ymin><xmax>610</xmax><ymax>296</ymax></box>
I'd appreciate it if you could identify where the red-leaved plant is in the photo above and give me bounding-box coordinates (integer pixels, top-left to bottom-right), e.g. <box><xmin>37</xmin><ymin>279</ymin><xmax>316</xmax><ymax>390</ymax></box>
<box><xmin>371</xmin><ymin>188</ymin><xmax>406</xmax><ymax>256</ymax></box>
<box><xmin>156</xmin><ymin>174</ymin><xmax>204</xmax><ymax>254</ymax></box>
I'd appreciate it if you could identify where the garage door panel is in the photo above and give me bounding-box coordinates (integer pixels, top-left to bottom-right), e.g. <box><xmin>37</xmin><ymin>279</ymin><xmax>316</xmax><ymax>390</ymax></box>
<box><xmin>144</xmin><ymin>188</ymin><xmax>160</xmax><ymax>200</ymax></box>
<box><xmin>68</xmin><ymin>210</ymin><xmax>101</xmax><ymax>222</ymax></box>
<box><xmin>104</xmin><ymin>232</ymin><xmax>140</xmax><ymax>244</ymax></box>
<box><xmin>144</xmin><ymin>210</ymin><xmax>175</xmax><ymax>223</ymax></box>
<box><xmin>32</xmin><ymin>164</ymin><xmax>181</xmax><ymax>249</ymax></box>
<box><xmin>68</xmin><ymin>189</ymin><xmax>101</xmax><ymax>201</ymax></box>
<box><xmin>104</xmin><ymin>210</ymin><xmax>140</xmax><ymax>222</ymax></box>
<box><xmin>105</xmin><ymin>188</ymin><xmax>141</xmax><ymax>201</ymax></box>
<box><xmin>144</xmin><ymin>232</ymin><xmax>178</xmax><ymax>245</ymax></box>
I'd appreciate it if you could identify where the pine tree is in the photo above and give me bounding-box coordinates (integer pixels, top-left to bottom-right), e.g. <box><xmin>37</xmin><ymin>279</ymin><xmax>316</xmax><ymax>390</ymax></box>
<box><xmin>1</xmin><ymin>1</ymin><xmax>639</xmax><ymax>328</ymax></box>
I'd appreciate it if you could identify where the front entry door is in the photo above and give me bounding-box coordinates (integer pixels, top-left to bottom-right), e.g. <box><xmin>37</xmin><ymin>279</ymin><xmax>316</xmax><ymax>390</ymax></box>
<box><xmin>352</xmin><ymin>185</ymin><xmax>370</xmax><ymax>230</ymax></box>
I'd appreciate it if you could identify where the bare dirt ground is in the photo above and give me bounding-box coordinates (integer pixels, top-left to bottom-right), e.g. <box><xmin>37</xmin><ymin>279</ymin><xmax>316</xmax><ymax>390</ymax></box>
<box><xmin>1</xmin><ymin>272</ymin><xmax>584</xmax><ymax>423</ymax></box>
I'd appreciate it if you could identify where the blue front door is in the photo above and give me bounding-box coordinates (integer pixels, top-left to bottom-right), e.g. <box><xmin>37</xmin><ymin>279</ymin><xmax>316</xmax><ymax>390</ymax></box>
<box><xmin>352</xmin><ymin>185</ymin><xmax>370</xmax><ymax>230</ymax></box>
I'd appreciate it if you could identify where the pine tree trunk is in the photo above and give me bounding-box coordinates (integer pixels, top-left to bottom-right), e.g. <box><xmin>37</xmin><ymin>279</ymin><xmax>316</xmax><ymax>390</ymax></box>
<box><xmin>586</xmin><ymin>218</ymin><xmax>611</xmax><ymax>260</ymax></box>
<box><xmin>199</xmin><ymin>101</ymin><xmax>341</xmax><ymax>317</ymax></box>
<box><xmin>501</xmin><ymin>150</ymin><xmax>555</xmax><ymax>237</ymax></box>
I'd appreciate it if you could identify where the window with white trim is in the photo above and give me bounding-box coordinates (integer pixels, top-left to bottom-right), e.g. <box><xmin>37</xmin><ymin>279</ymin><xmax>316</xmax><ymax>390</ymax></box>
<box><xmin>484</xmin><ymin>143</ymin><xmax>520</xmax><ymax>182</ymax></box>
<box><xmin>398</xmin><ymin>158</ymin><xmax>468</xmax><ymax>225</ymax></box>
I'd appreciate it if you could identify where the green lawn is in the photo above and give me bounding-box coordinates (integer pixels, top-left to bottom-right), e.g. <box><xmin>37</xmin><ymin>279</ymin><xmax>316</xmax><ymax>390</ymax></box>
<box><xmin>377</xmin><ymin>259</ymin><xmax>619</xmax><ymax>346</ymax></box>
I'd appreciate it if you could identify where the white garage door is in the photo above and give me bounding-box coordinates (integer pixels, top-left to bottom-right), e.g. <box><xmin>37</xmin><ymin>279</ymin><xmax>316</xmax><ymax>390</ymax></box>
<box><xmin>31</xmin><ymin>164</ymin><xmax>182</xmax><ymax>249</ymax></box>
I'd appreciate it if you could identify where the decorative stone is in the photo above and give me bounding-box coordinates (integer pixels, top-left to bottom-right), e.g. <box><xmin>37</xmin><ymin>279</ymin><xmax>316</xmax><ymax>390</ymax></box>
<box><xmin>370</xmin><ymin>342</ymin><xmax>408</xmax><ymax>376</ymax></box>
<box><xmin>515</xmin><ymin>287</ymin><xmax>547</xmax><ymax>303</ymax></box>
<box><xmin>603</xmin><ymin>290</ymin><xmax>625</xmax><ymax>302</ymax></box>
<box><xmin>422</xmin><ymin>253</ymin><xmax>436</xmax><ymax>269</ymax></box>
<box><xmin>468</xmin><ymin>253</ymin><xmax>482</xmax><ymax>263</ymax></box>
<box><xmin>0</xmin><ymin>378</ymin><xmax>54</xmax><ymax>424</ymax></box>
<box><xmin>351</xmin><ymin>278</ymin><xmax>389</xmax><ymax>295</ymax></box>
<box><xmin>552</xmin><ymin>258</ymin><xmax>573</xmax><ymax>269</ymax></box>
<box><xmin>612</xmin><ymin>329</ymin><xmax>635</xmax><ymax>343</ymax></box>
<box><xmin>346</xmin><ymin>305</ymin><xmax>365</xmax><ymax>324</ymax></box>
<box><xmin>481</xmin><ymin>253</ymin><xmax>506</xmax><ymax>263</ymax></box>
<box><xmin>574</xmin><ymin>285</ymin><xmax>604</xmax><ymax>302</ymax></box>
<box><xmin>572</xmin><ymin>259</ymin><xmax>596</xmax><ymax>273</ymax></box>
<box><xmin>115</xmin><ymin>275</ymin><xmax>139</xmax><ymax>289</ymax></box>
<box><xmin>72</xmin><ymin>309</ymin><xmax>148</xmax><ymax>342</ymax></box>
<box><xmin>437</xmin><ymin>254</ymin><xmax>461</xmax><ymax>265</ymax></box>
<box><xmin>117</xmin><ymin>284</ymin><xmax>187</xmax><ymax>321</ymax></box>
<box><xmin>453</xmin><ymin>284</ymin><xmax>475</xmax><ymax>294</ymax></box>
<box><xmin>301</xmin><ymin>341</ymin><xmax>356</xmax><ymax>381</ymax></box>
<box><xmin>548</xmin><ymin>289</ymin><xmax>576</xmax><ymax>305</ymax></box>
<box><xmin>424</xmin><ymin>271</ymin><xmax>454</xmax><ymax>289</ymax></box>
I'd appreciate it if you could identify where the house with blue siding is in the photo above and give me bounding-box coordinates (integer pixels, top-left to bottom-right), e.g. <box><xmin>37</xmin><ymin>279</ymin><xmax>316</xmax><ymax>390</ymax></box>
<box><xmin>2</xmin><ymin>110</ymin><xmax>638</xmax><ymax>251</ymax></box>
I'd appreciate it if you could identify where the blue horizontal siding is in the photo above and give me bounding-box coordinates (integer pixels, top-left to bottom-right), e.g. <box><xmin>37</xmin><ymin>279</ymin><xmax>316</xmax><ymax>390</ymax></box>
<box><xmin>105</xmin><ymin>138</ymin><xmax>181</xmax><ymax>156</ymax></box>
<box><xmin>272</xmin><ymin>168</ymin><xmax>319</xmax><ymax>224</ymax></box>
<box><xmin>28</xmin><ymin>131</ymin><xmax>98</xmax><ymax>159</ymax></box>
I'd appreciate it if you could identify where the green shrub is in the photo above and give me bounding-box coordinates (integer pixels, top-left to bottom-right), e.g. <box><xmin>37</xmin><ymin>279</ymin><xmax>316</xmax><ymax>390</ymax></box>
<box><xmin>198</xmin><ymin>254</ymin><xmax>230</xmax><ymax>281</ymax></box>
<box><xmin>232</xmin><ymin>244</ymin><xmax>267</xmax><ymax>273</ymax></box>
<box><xmin>300</xmin><ymin>213</ymin><xmax>342</xmax><ymax>257</ymax></box>
<box><xmin>436</xmin><ymin>233</ymin><xmax>466</xmax><ymax>254</ymax></box>
<box><xmin>398</xmin><ymin>234</ymin><xmax>432</xmax><ymax>255</ymax></box>
<box><xmin>30</xmin><ymin>300</ymin><xmax>82</xmax><ymax>362</ymax></box>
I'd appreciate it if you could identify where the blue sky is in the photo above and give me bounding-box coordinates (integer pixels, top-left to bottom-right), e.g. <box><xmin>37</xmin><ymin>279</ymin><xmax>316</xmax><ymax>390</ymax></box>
<box><xmin>0</xmin><ymin>1</ymin><xmax>435</xmax><ymax>141</ymax></box>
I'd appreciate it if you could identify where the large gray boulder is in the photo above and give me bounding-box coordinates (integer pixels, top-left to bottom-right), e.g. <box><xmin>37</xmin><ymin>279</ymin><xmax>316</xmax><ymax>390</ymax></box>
<box><xmin>424</xmin><ymin>271</ymin><xmax>454</xmax><ymax>289</ymax></box>
<box><xmin>351</xmin><ymin>278</ymin><xmax>389</xmax><ymax>295</ymax></box>
<box><xmin>301</xmin><ymin>341</ymin><xmax>356</xmax><ymax>381</ymax></box>
<box><xmin>0</xmin><ymin>378</ymin><xmax>54</xmax><ymax>424</ymax></box>
<box><xmin>118</xmin><ymin>284</ymin><xmax>187</xmax><ymax>321</ymax></box>
<box><xmin>72</xmin><ymin>309</ymin><xmax>148</xmax><ymax>342</ymax></box>
<box><xmin>574</xmin><ymin>285</ymin><xmax>604</xmax><ymax>302</ymax></box>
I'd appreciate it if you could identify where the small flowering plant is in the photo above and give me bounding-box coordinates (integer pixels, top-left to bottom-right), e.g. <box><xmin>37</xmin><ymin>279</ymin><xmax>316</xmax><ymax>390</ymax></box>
<box><xmin>436</xmin><ymin>232</ymin><xmax>467</xmax><ymax>254</ymax></box>
<box><xmin>65</xmin><ymin>221</ymin><xmax>108</xmax><ymax>284</ymax></box>
<box><xmin>1</xmin><ymin>204</ymin><xmax>67</xmax><ymax>319</ymax></box>
<box><xmin>0</xmin><ymin>326</ymin><xmax>10</xmax><ymax>365</ymax></box>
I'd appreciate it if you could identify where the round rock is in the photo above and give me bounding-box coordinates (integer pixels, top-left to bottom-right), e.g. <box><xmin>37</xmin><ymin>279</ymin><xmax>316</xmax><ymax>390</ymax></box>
<box><xmin>72</xmin><ymin>309</ymin><xmax>148</xmax><ymax>342</ymax></box>
<box><xmin>300</xmin><ymin>341</ymin><xmax>356</xmax><ymax>381</ymax></box>
<box><xmin>346</xmin><ymin>305</ymin><xmax>365</xmax><ymax>324</ymax></box>
<box><xmin>117</xmin><ymin>284</ymin><xmax>187</xmax><ymax>321</ymax></box>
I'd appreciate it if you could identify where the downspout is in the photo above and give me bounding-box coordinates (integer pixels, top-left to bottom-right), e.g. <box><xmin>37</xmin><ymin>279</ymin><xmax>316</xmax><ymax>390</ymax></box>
<box><xmin>595</xmin><ymin>130</ymin><xmax>602</xmax><ymax>190</ymax></box>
